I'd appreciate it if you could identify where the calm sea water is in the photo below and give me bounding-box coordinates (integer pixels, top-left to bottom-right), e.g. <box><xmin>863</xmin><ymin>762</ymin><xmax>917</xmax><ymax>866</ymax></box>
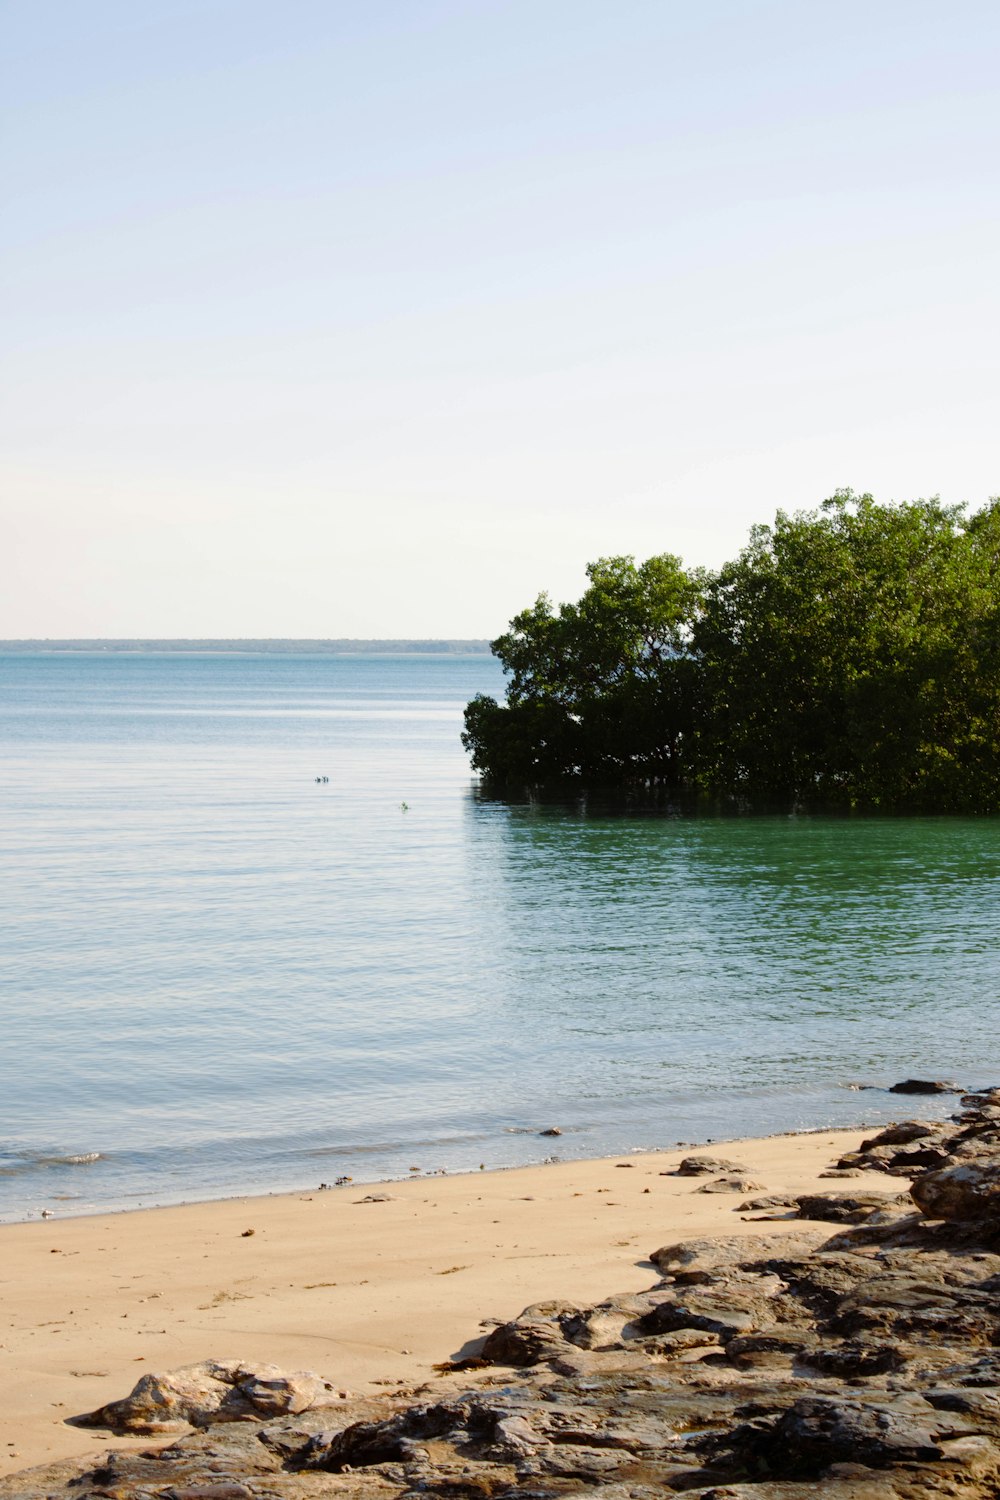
<box><xmin>1</xmin><ymin>652</ymin><xmax>998</xmax><ymax>1221</ymax></box>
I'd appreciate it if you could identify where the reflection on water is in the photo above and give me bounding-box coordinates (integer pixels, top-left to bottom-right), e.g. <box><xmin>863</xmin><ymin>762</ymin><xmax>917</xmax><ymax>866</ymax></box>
<box><xmin>0</xmin><ymin>652</ymin><xmax>997</xmax><ymax>1219</ymax></box>
<box><xmin>467</xmin><ymin>797</ymin><xmax>1000</xmax><ymax>1103</ymax></box>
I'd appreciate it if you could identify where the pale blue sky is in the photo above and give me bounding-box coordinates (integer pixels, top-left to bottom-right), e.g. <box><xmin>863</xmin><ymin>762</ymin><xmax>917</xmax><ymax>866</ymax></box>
<box><xmin>3</xmin><ymin>1</ymin><xmax>998</xmax><ymax>636</ymax></box>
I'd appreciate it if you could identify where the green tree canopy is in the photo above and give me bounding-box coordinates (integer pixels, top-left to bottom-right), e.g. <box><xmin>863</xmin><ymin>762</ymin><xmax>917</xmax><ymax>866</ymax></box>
<box><xmin>462</xmin><ymin>553</ymin><xmax>705</xmax><ymax>785</ymax></box>
<box><xmin>463</xmin><ymin>492</ymin><xmax>1000</xmax><ymax>811</ymax></box>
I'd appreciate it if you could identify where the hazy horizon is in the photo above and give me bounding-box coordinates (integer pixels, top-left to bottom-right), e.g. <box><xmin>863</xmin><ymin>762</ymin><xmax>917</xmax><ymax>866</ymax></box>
<box><xmin>4</xmin><ymin>1</ymin><xmax>999</xmax><ymax>637</ymax></box>
<box><xmin>0</xmin><ymin>636</ymin><xmax>492</xmax><ymax>652</ymax></box>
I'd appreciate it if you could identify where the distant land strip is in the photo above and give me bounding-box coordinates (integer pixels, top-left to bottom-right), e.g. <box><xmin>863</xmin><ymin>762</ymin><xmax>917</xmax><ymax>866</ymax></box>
<box><xmin>0</xmin><ymin>639</ymin><xmax>493</xmax><ymax>654</ymax></box>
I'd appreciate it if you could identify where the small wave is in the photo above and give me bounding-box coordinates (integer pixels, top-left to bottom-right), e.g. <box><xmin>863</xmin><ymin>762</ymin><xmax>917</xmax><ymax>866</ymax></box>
<box><xmin>0</xmin><ymin>1150</ymin><xmax>103</xmax><ymax>1176</ymax></box>
<box><xmin>301</xmin><ymin>1132</ymin><xmax>489</xmax><ymax>1159</ymax></box>
<box><xmin>300</xmin><ymin>1139</ymin><xmax>419</xmax><ymax>1158</ymax></box>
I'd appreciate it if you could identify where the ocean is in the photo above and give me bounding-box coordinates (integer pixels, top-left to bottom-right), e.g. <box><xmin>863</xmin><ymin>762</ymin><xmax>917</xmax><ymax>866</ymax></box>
<box><xmin>1</xmin><ymin>651</ymin><xmax>997</xmax><ymax>1220</ymax></box>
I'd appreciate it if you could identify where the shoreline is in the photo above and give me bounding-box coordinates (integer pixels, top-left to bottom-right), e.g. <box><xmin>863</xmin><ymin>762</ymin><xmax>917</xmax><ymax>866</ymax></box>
<box><xmin>0</xmin><ymin>1123</ymin><xmax>903</xmax><ymax>1480</ymax></box>
<box><xmin>2</xmin><ymin>1093</ymin><xmax>958</xmax><ymax>1228</ymax></box>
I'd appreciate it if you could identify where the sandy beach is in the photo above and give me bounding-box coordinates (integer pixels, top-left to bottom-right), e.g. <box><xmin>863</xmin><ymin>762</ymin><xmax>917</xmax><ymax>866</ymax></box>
<box><xmin>0</xmin><ymin>1125</ymin><xmax>903</xmax><ymax>1480</ymax></box>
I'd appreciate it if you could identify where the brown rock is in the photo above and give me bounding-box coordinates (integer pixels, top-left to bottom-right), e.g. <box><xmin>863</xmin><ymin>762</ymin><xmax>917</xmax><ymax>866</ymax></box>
<box><xmin>481</xmin><ymin>1316</ymin><xmax>568</xmax><ymax>1366</ymax></box>
<box><xmin>744</xmin><ymin>1393</ymin><xmax>946</xmax><ymax>1473</ymax></box>
<box><xmin>795</xmin><ymin>1191</ymin><xmax>908</xmax><ymax>1224</ymax></box>
<box><xmin>73</xmin><ymin>1360</ymin><xmax>337</xmax><ymax>1434</ymax></box>
<box><xmin>799</xmin><ymin>1340</ymin><xmax>906</xmax><ymax>1377</ymax></box>
<box><xmin>697</xmin><ymin>1176</ymin><xmax>766</xmax><ymax>1194</ymax></box>
<box><xmin>673</xmin><ymin>1155</ymin><xmax>749</xmax><ymax>1176</ymax></box>
<box><xmin>885</xmin><ymin>1143</ymin><xmax>952</xmax><ymax>1174</ymax></box>
<box><xmin>860</xmin><ymin>1120</ymin><xmax>940</xmax><ymax>1149</ymax></box>
<box><xmin>911</xmin><ymin>1159</ymin><xmax>1000</xmax><ymax>1223</ymax></box>
<box><xmin>649</xmin><ymin>1229</ymin><xmax>826</xmax><ymax>1277</ymax></box>
<box><xmin>725</xmin><ymin>1329</ymin><xmax>818</xmax><ymax>1368</ymax></box>
<box><xmin>638</xmin><ymin>1278</ymin><xmax>780</xmax><ymax>1338</ymax></box>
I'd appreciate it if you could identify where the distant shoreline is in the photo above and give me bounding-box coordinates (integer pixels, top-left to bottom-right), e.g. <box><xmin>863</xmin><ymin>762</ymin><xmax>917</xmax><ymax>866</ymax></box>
<box><xmin>0</xmin><ymin>638</ymin><xmax>492</xmax><ymax>655</ymax></box>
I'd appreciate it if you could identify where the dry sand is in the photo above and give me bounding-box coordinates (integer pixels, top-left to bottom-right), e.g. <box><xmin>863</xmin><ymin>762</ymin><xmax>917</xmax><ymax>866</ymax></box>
<box><xmin>0</xmin><ymin>1127</ymin><xmax>896</xmax><ymax>1478</ymax></box>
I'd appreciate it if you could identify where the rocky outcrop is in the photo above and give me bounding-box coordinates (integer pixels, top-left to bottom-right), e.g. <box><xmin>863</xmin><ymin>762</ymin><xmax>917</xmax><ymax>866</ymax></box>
<box><xmin>8</xmin><ymin>1090</ymin><xmax>1000</xmax><ymax>1500</ymax></box>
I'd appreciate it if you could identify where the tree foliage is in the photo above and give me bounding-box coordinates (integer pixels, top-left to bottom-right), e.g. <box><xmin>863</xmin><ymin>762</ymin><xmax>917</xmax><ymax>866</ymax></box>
<box><xmin>462</xmin><ymin>492</ymin><xmax>1000</xmax><ymax>811</ymax></box>
<box><xmin>463</xmin><ymin>554</ymin><xmax>705</xmax><ymax>786</ymax></box>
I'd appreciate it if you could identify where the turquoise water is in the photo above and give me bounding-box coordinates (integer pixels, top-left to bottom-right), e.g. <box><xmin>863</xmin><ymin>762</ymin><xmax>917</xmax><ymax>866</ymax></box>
<box><xmin>1</xmin><ymin>652</ymin><xmax>998</xmax><ymax>1220</ymax></box>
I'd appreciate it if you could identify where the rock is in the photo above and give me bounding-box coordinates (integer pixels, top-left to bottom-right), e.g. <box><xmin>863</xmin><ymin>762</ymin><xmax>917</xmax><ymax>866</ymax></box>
<box><xmin>884</xmin><ymin>1143</ymin><xmax>952</xmax><ymax>1174</ymax></box>
<box><xmin>736</xmin><ymin>1394</ymin><xmax>946</xmax><ymax>1474</ymax></box>
<box><xmin>752</xmin><ymin>1251</ymin><xmax>874</xmax><ymax>1316</ymax></box>
<box><xmin>955</xmin><ymin>1117</ymin><xmax>1000</xmax><ymax>1146</ymax></box>
<box><xmin>697</xmin><ymin>1176</ymin><xmax>765</xmax><ymax>1194</ymax></box>
<box><xmin>649</xmin><ymin>1229</ymin><xmax>826</xmax><ymax>1277</ymax></box>
<box><xmin>539</xmin><ymin>1127</ymin><xmax>562</xmax><ymax>1136</ymax></box>
<box><xmin>890</xmin><ymin>1078</ymin><xmax>960</xmax><ymax>1094</ymax></box>
<box><xmin>955</xmin><ymin>1106</ymin><xmax>1000</xmax><ymax>1127</ymax></box>
<box><xmin>557</xmin><ymin>1290</ymin><xmax>666</xmax><ymax>1349</ymax></box>
<box><xmin>800</xmin><ymin>1340</ymin><xmax>906</xmax><ymax>1377</ymax></box>
<box><xmin>725</xmin><ymin>1330</ymin><xmax>819</xmax><ymax>1368</ymax></box>
<box><xmin>911</xmin><ymin>1159</ymin><xmax>1000</xmax><ymax>1223</ymax></box>
<box><xmin>481</xmin><ymin>1316</ymin><xmax>569</xmax><ymax>1366</ymax></box>
<box><xmin>795</xmin><ymin>1190</ymin><xmax>909</xmax><ymax>1223</ymax></box>
<box><xmin>168</xmin><ymin>1486</ymin><xmax>254</xmax><ymax>1500</ymax></box>
<box><xmin>961</xmin><ymin>1089</ymin><xmax>1000</xmax><ymax>1108</ymax></box>
<box><xmin>924</xmin><ymin>1387</ymin><xmax>1000</xmax><ymax>1419</ymax></box>
<box><xmin>74</xmin><ymin>1360</ymin><xmax>337</xmax><ymax>1434</ymax></box>
<box><xmin>817</xmin><ymin>1211</ymin><xmax>926</xmax><ymax>1252</ymax></box>
<box><xmin>559</xmin><ymin>1308</ymin><xmax>636</xmax><ymax>1351</ymax></box>
<box><xmin>835</xmin><ymin>1150</ymin><xmax>884</xmax><ymax>1171</ymax></box>
<box><xmin>673</xmin><ymin>1155</ymin><xmax>749</xmax><ymax>1176</ymax></box>
<box><xmin>738</xmin><ymin>1193</ymin><xmax>798</xmax><ymax>1210</ymax></box>
<box><xmin>638</xmin><ymin>1278</ymin><xmax>780</xmax><ymax>1338</ymax></box>
<box><xmin>518</xmin><ymin>1298</ymin><xmax>582</xmax><ymax>1319</ymax></box>
<box><xmin>836</xmin><ymin>1142</ymin><xmax>911</xmax><ymax>1172</ymax></box>
<box><xmin>827</xmin><ymin>1271</ymin><xmax>1000</xmax><ymax>1346</ymax></box>
<box><xmin>640</xmin><ymin>1327</ymin><xmax>721</xmax><ymax>1354</ymax></box>
<box><xmin>299</xmin><ymin>1407</ymin><xmax>449</xmax><ymax>1471</ymax></box>
<box><xmin>860</xmin><ymin>1120</ymin><xmax>940</xmax><ymax>1149</ymax></box>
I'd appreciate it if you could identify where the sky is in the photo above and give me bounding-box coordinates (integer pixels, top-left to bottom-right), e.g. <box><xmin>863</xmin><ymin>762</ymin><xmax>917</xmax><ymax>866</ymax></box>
<box><xmin>2</xmin><ymin>0</ymin><xmax>999</xmax><ymax>638</ymax></box>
